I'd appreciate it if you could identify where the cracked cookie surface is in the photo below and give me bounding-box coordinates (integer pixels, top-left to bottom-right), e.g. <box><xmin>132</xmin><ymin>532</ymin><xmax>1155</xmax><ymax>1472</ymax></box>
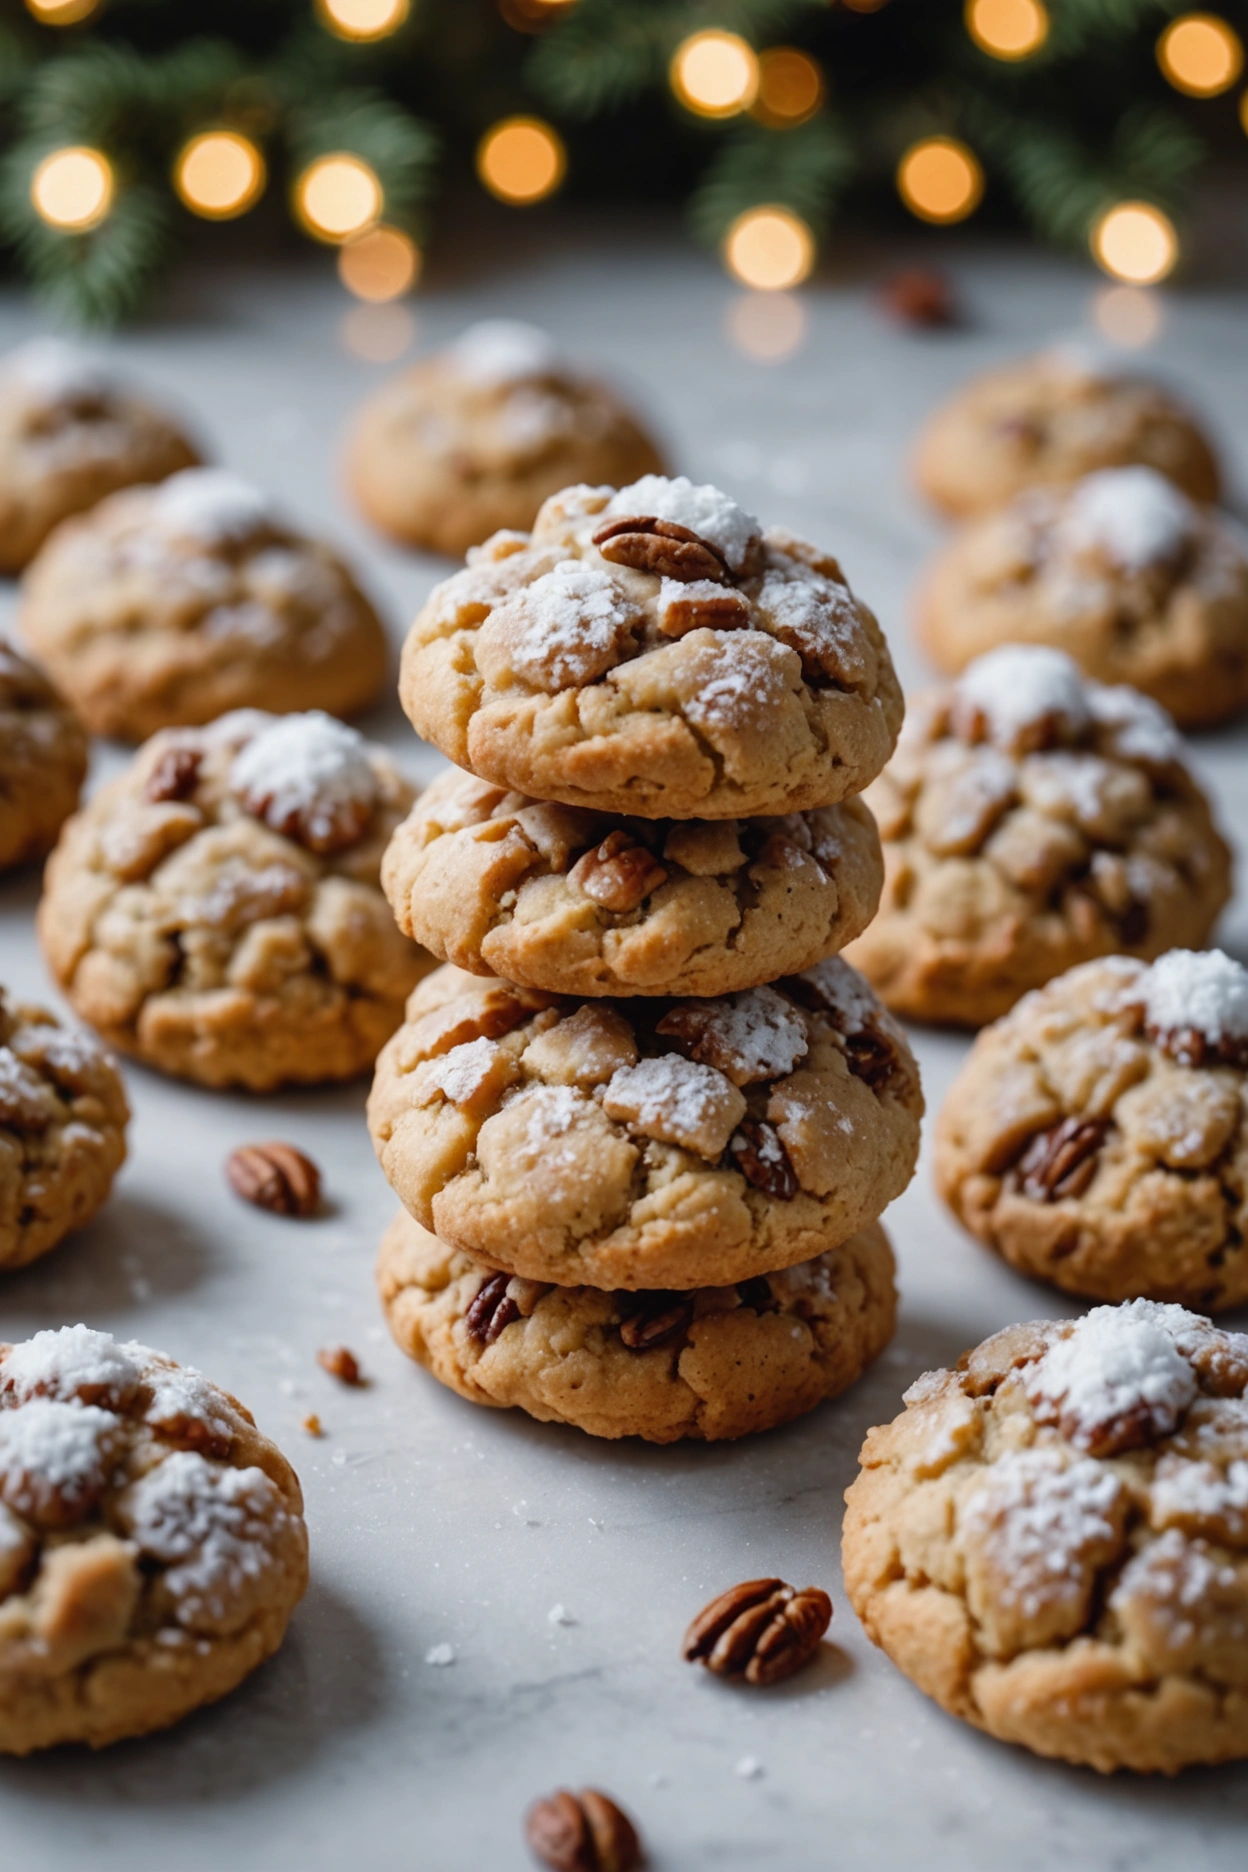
<box><xmin>843</xmin><ymin>1301</ymin><xmax>1248</xmax><ymax>1773</ymax></box>
<box><xmin>378</xmin><ymin>1208</ymin><xmax>896</xmax><ymax>1442</ymax></box>
<box><xmin>39</xmin><ymin>709</ymin><xmax>433</xmax><ymax>1091</ymax></box>
<box><xmin>918</xmin><ymin>467</ymin><xmax>1248</xmax><ymax>729</ymax></box>
<box><xmin>0</xmin><ymin>339</ymin><xmax>199</xmax><ymax>575</ymax></box>
<box><xmin>935</xmin><ymin>950</ymin><xmax>1248</xmax><ymax>1310</ymax></box>
<box><xmin>0</xmin><ymin>639</ymin><xmax>86</xmax><ymax>873</ymax></box>
<box><xmin>346</xmin><ymin>320</ymin><xmax>665</xmax><ymax>557</ymax></box>
<box><xmin>382</xmin><ymin>763</ymin><xmax>883</xmax><ymax>998</ymax></box>
<box><xmin>0</xmin><ymin>993</ymin><xmax>127</xmax><ymax>1271</ymax></box>
<box><xmin>367</xmin><ymin>959</ymin><xmax>922</xmax><ymax>1290</ymax></box>
<box><xmin>398</xmin><ymin>476</ymin><xmax>903</xmax><ymax>820</ymax></box>
<box><xmin>20</xmin><ymin>468</ymin><xmax>388</xmax><ymax>741</ymax></box>
<box><xmin>912</xmin><ymin>349</ymin><xmax>1220</xmax><ymax>519</ymax></box>
<box><xmin>0</xmin><ymin>1324</ymin><xmax>307</xmax><ymax>1752</ymax></box>
<box><xmin>843</xmin><ymin>646</ymin><xmax>1230</xmax><ymax>1027</ymax></box>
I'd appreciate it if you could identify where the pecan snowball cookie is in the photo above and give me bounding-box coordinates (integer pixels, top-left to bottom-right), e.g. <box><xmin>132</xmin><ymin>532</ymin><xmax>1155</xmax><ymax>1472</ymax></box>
<box><xmin>0</xmin><ymin>338</ymin><xmax>199</xmax><ymax>576</ymax></box>
<box><xmin>842</xmin><ymin>646</ymin><xmax>1231</xmax><ymax>1028</ymax></box>
<box><xmin>38</xmin><ymin>710</ymin><xmax>433</xmax><ymax>1091</ymax></box>
<box><xmin>918</xmin><ymin>468</ymin><xmax>1248</xmax><ymax>729</ymax></box>
<box><xmin>1</xmin><ymin>994</ymin><xmax>127</xmax><ymax>1272</ymax></box>
<box><xmin>0</xmin><ymin>639</ymin><xmax>87</xmax><ymax>873</ymax></box>
<box><xmin>399</xmin><ymin>476</ymin><xmax>904</xmax><ymax>820</ymax></box>
<box><xmin>0</xmin><ymin>1325</ymin><xmax>308</xmax><ymax>1752</ymax></box>
<box><xmin>843</xmin><ymin>1302</ymin><xmax>1248</xmax><ymax>1773</ymax></box>
<box><xmin>912</xmin><ymin>348</ymin><xmax>1221</xmax><ymax>520</ymax></box>
<box><xmin>378</xmin><ymin>1208</ymin><xmax>896</xmax><ymax>1443</ymax></box>
<box><xmin>367</xmin><ymin>958</ymin><xmax>922</xmax><ymax>1291</ymax></box>
<box><xmin>935</xmin><ymin>950</ymin><xmax>1248</xmax><ymax>1311</ymax></box>
<box><xmin>345</xmin><ymin>319</ymin><xmax>664</xmax><ymax>558</ymax></box>
<box><xmin>18</xmin><ymin>467</ymin><xmax>388</xmax><ymax>742</ymax></box>
<box><xmin>382</xmin><ymin>764</ymin><xmax>883</xmax><ymax>998</ymax></box>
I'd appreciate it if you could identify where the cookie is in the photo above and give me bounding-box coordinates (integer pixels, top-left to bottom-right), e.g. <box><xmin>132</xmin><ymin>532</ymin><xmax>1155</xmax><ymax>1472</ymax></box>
<box><xmin>935</xmin><ymin>949</ymin><xmax>1248</xmax><ymax>1310</ymax></box>
<box><xmin>38</xmin><ymin>710</ymin><xmax>433</xmax><ymax>1091</ymax></box>
<box><xmin>843</xmin><ymin>1301</ymin><xmax>1248</xmax><ymax>1774</ymax></box>
<box><xmin>345</xmin><ymin>319</ymin><xmax>665</xmax><ymax>557</ymax></box>
<box><xmin>0</xmin><ymin>1324</ymin><xmax>307</xmax><ymax>1752</ymax></box>
<box><xmin>0</xmin><ymin>339</ymin><xmax>199</xmax><ymax>575</ymax></box>
<box><xmin>367</xmin><ymin>959</ymin><xmax>922</xmax><ymax>1291</ymax></box>
<box><xmin>0</xmin><ymin>993</ymin><xmax>127</xmax><ymax>1272</ymax></box>
<box><xmin>843</xmin><ymin>646</ymin><xmax>1231</xmax><ymax>1028</ymax></box>
<box><xmin>19</xmin><ymin>468</ymin><xmax>389</xmax><ymax>742</ymax></box>
<box><xmin>381</xmin><ymin>763</ymin><xmax>883</xmax><ymax>998</ymax></box>
<box><xmin>918</xmin><ymin>467</ymin><xmax>1248</xmax><ymax>730</ymax></box>
<box><xmin>399</xmin><ymin>477</ymin><xmax>904</xmax><ymax>820</ymax></box>
<box><xmin>0</xmin><ymin>639</ymin><xmax>87</xmax><ymax>873</ymax></box>
<box><xmin>913</xmin><ymin>348</ymin><xmax>1221</xmax><ymax>519</ymax></box>
<box><xmin>378</xmin><ymin>1208</ymin><xmax>896</xmax><ymax>1443</ymax></box>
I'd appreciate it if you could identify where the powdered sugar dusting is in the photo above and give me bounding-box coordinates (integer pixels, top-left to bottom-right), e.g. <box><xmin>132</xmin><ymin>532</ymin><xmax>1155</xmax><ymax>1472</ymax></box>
<box><xmin>962</xmin><ymin>1445</ymin><xmax>1123</xmax><ymax>1620</ymax></box>
<box><xmin>798</xmin><ymin>955</ymin><xmax>886</xmax><ymax>1035</ymax></box>
<box><xmin>1059</xmin><ymin>466</ymin><xmax>1194</xmax><ymax>570</ymax></box>
<box><xmin>1087</xmin><ymin>682</ymin><xmax>1184</xmax><ymax>766</ymax></box>
<box><xmin>423</xmin><ymin>1037</ymin><xmax>503</xmax><ymax>1106</ymax></box>
<box><xmin>0</xmin><ymin>1399</ymin><xmax>116</xmax><ymax>1515</ymax></box>
<box><xmin>228</xmin><ymin>712</ymin><xmax>377</xmax><ymax>839</ymax></box>
<box><xmin>678</xmin><ymin>987</ymin><xmax>809</xmax><ymax>1084</ymax></box>
<box><xmin>606</xmin><ymin>475</ymin><xmax>760</xmax><ymax>572</ymax></box>
<box><xmin>151</xmin><ymin>468</ymin><xmax>273</xmax><ymax>543</ymax></box>
<box><xmin>953</xmin><ymin>645</ymin><xmax>1091</xmax><ymax>750</ymax></box>
<box><xmin>1141</xmin><ymin>949</ymin><xmax>1248</xmax><ymax>1046</ymax></box>
<box><xmin>5</xmin><ymin>337</ymin><xmax>109</xmax><ymax>402</ymax></box>
<box><xmin>505</xmin><ymin>561</ymin><xmax>635</xmax><ymax>689</ymax></box>
<box><xmin>1026</xmin><ymin>1300</ymin><xmax>1200</xmax><ymax>1451</ymax></box>
<box><xmin>448</xmin><ymin>319</ymin><xmax>559</xmax><ymax>387</ymax></box>
<box><xmin>119</xmin><ymin>1450</ymin><xmax>292</xmax><ymax>1630</ymax></box>
<box><xmin>1</xmin><ymin>1324</ymin><xmax>143</xmax><ymax>1405</ymax></box>
<box><xmin>603</xmin><ymin>1054</ymin><xmax>743</xmax><ymax>1159</ymax></box>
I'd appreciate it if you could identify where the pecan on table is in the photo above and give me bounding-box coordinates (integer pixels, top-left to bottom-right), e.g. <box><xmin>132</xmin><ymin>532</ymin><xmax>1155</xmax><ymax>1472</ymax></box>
<box><xmin>617</xmin><ymin>1292</ymin><xmax>695</xmax><ymax>1352</ymax></box>
<box><xmin>317</xmin><ymin>1345</ymin><xmax>364</xmax><ymax>1386</ymax></box>
<box><xmin>592</xmin><ymin>514</ymin><xmax>731</xmax><ymax>585</ymax></box>
<box><xmin>682</xmin><ymin>1577</ymin><xmax>832</xmax><ymax>1686</ymax></box>
<box><xmin>464</xmin><ymin>1273</ymin><xmax>521</xmax><ymax>1346</ymax></box>
<box><xmin>729</xmin><ymin>1119</ymin><xmax>798</xmax><ymax>1200</ymax></box>
<box><xmin>525</xmin><ymin>1787</ymin><xmax>641</xmax><ymax>1872</ymax></box>
<box><xmin>226</xmin><ymin>1142</ymin><xmax>321</xmax><ymax>1217</ymax></box>
<box><xmin>568</xmin><ymin>831</ymin><xmax>668</xmax><ymax>912</ymax></box>
<box><xmin>1016</xmin><ymin>1116</ymin><xmax>1109</xmax><ymax>1202</ymax></box>
<box><xmin>144</xmin><ymin>746</ymin><xmax>202</xmax><ymax>804</ymax></box>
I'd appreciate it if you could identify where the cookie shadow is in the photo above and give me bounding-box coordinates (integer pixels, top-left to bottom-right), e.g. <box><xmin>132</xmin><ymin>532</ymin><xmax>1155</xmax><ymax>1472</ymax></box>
<box><xmin>0</xmin><ymin>1579</ymin><xmax>386</xmax><ymax>1806</ymax></box>
<box><xmin>1</xmin><ymin>1189</ymin><xmax>213</xmax><ymax>1319</ymax></box>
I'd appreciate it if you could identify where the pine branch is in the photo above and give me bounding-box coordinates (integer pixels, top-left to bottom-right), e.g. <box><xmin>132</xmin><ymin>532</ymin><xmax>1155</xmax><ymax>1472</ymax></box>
<box><xmin>0</xmin><ymin>160</ymin><xmax>173</xmax><ymax>327</ymax></box>
<box><xmin>286</xmin><ymin>90</ymin><xmax>440</xmax><ymax>226</ymax></box>
<box><xmin>688</xmin><ymin>115</ymin><xmax>855</xmax><ymax>244</ymax></box>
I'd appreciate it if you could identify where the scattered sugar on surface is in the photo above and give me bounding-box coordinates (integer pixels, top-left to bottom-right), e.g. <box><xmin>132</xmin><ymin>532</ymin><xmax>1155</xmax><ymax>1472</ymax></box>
<box><xmin>229</xmin><ymin>711</ymin><xmax>377</xmax><ymax>826</ymax></box>
<box><xmin>448</xmin><ymin>319</ymin><xmax>558</xmax><ymax>386</ymax></box>
<box><xmin>1</xmin><ymin>1324</ymin><xmax>144</xmax><ymax>1404</ymax></box>
<box><xmin>693</xmin><ymin>987</ymin><xmax>808</xmax><ymax>1082</ymax></box>
<box><xmin>1026</xmin><ymin>1301</ymin><xmax>1200</xmax><ymax>1448</ymax></box>
<box><xmin>1141</xmin><ymin>949</ymin><xmax>1248</xmax><ymax>1045</ymax></box>
<box><xmin>1059</xmin><ymin>467</ymin><xmax>1194</xmax><ymax>570</ymax></box>
<box><xmin>0</xmin><ymin>1399</ymin><xmax>116</xmax><ymax>1507</ymax></box>
<box><xmin>6</xmin><ymin>337</ymin><xmax>109</xmax><ymax>402</ymax></box>
<box><xmin>122</xmin><ymin>1450</ymin><xmax>288</xmax><ymax>1628</ymax></box>
<box><xmin>953</xmin><ymin>645</ymin><xmax>1091</xmax><ymax>749</ymax></box>
<box><xmin>962</xmin><ymin>1446</ymin><xmax>1122</xmax><ymax>1619</ymax></box>
<box><xmin>152</xmin><ymin>469</ymin><xmax>272</xmax><ymax>543</ymax></box>
<box><xmin>606</xmin><ymin>474</ymin><xmax>760</xmax><ymax>571</ymax></box>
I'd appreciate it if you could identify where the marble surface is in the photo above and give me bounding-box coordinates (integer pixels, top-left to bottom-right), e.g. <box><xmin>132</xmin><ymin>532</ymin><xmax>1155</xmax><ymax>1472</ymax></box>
<box><xmin>2</xmin><ymin>221</ymin><xmax>1247</xmax><ymax>1868</ymax></box>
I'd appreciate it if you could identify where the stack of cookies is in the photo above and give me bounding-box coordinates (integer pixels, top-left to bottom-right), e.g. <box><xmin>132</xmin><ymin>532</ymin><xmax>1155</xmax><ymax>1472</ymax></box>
<box><xmin>366</xmin><ymin>473</ymin><xmax>925</xmax><ymax>1443</ymax></box>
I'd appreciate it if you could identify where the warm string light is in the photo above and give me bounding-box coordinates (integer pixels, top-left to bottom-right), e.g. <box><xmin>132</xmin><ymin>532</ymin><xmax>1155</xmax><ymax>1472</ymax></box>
<box><xmin>722</xmin><ymin>207</ymin><xmax>815</xmax><ymax>291</ymax></box>
<box><xmin>965</xmin><ymin>0</ymin><xmax>1049</xmax><ymax>60</ymax></box>
<box><xmin>31</xmin><ymin>146</ymin><xmax>113</xmax><ymax>231</ymax></box>
<box><xmin>174</xmin><ymin>132</ymin><xmax>266</xmax><ymax>221</ymax></box>
<box><xmin>670</xmin><ymin>31</ymin><xmax>759</xmax><ymax>119</ymax></box>
<box><xmin>1091</xmin><ymin>202</ymin><xmax>1178</xmax><ymax>285</ymax></box>
<box><xmin>753</xmin><ymin>48</ymin><xmax>824</xmax><ymax>128</ymax></box>
<box><xmin>25</xmin><ymin>0</ymin><xmax>99</xmax><ymax>19</ymax></box>
<box><xmin>294</xmin><ymin>154</ymin><xmax>383</xmax><ymax>243</ymax></box>
<box><xmin>476</xmin><ymin>117</ymin><xmax>566</xmax><ymax>204</ymax></box>
<box><xmin>897</xmin><ymin>137</ymin><xmax>984</xmax><ymax>224</ymax></box>
<box><xmin>1157</xmin><ymin>13</ymin><xmax>1243</xmax><ymax>96</ymax></box>
<box><xmin>1241</xmin><ymin>89</ymin><xmax>1248</xmax><ymax>136</ymax></box>
<box><xmin>316</xmin><ymin>0</ymin><xmax>409</xmax><ymax>42</ymax></box>
<box><xmin>338</xmin><ymin>225</ymin><xmax>421</xmax><ymax>301</ymax></box>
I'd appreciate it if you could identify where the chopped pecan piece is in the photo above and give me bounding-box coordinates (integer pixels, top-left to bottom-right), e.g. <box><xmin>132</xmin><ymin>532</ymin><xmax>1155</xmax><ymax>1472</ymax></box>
<box><xmin>1146</xmin><ymin>1023</ymin><xmax>1248</xmax><ymax>1071</ymax></box>
<box><xmin>844</xmin><ymin>1021</ymin><xmax>898</xmax><ymax>1095</ymax></box>
<box><xmin>525</xmin><ymin>1788</ymin><xmax>641</xmax><ymax>1872</ymax></box>
<box><xmin>881</xmin><ymin>267</ymin><xmax>957</xmax><ymax>327</ymax></box>
<box><xmin>1017</xmin><ymin>1117</ymin><xmax>1109</xmax><ymax>1202</ymax></box>
<box><xmin>144</xmin><ymin>746</ymin><xmax>202</xmax><ymax>804</ymax></box>
<box><xmin>316</xmin><ymin>1345</ymin><xmax>364</xmax><ymax>1386</ymax></box>
<box><xmin>657</xmin><ymin>986</ymin><xmax>808</xmax><ymax>1087</ymax></box>
<box><xmin>568</xmin><ymin>831</ymin><xmax>668</xmax><ymax>912</ymax></box>
<box><xmin>729</xmin><ymin>1119</ymin><xmax>798</xmax><ymax>1199</ymax></box>
<box><xmin>617</xmin><ymin>1293</ymin><xmax>695</xmax><ymax>1351</ymax></box>
<box><xmin>682</xmin><ymin>1577</ymin><xmax>832</xmax><ymax>1686</ymax></box>
<box><xmin>226</xmin><ymin>1143</ymin><xmax>322</xmax><ymax>1217</ymax></box>
<box><xmin>658</xmin><ymin>581</ymin><xmax>751</xmax><ymax>637</ymax></box>
<box><xmin>592</xmin><ymin>514</ymin><xmax>732</xmax><ymax>585</ymax></box>
<box><xmin>465</xmin><ymin>1273</ymin><xmax>521</xmax><ymax>1346</ymax></box>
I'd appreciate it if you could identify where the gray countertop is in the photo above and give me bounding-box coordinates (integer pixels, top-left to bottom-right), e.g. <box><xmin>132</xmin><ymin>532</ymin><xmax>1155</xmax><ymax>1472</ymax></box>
<box><xmin>1</xmin><ymin>221</ymin><xmax>1246</xmax><ymax>1868</ymax></box>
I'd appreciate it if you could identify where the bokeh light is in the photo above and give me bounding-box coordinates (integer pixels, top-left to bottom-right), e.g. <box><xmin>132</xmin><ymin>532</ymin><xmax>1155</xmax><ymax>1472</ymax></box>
<box><xmin>670</xmin><ymin>31</ymin><xmax>760</xmax><ymax>119</ymax></box>
<box><xmin>753</xmin><ymin>49</ymin><xmax>825</xmax><ymax>127</ymax></box>
<box><xmin>294</xmin><ymin>154</ymin><xmax>383</xmax><ymax>243</ymax></box>
<box><xmin>31</xmin><ymin>146</ymin><xmax>113</xmax><ymax>232</ymax></box>
<box><xmin>476</xmin><ymin>117</ymin><xmax>566</xmax><ymax>204</ymax></box>
<box><xmin>174</xmin><ymin>132</ymin><xmax>266</xmax><ymax>221</ymax></box>
<box><xmin>340</xmin><ymin>303</ymin><xmax>416</xmax><ymax>364</ymax></box>
<box><xmin>1092</xmin><ymin>284</ymin><xmax>1164</xmax><ymax>349</ymax></box>
<box><xmin>897</xmin><ymin>137</ymin><xmax>984</xmax><ymax>224</ymax></box>
<box><xmin>25</xmin><ymin>0</ymin><xmax>99</xmax><ymax>20</ymax></box>
<box><xmin>316</xmin><ymin>0</ymin><xmax>409</xmax><ymax>41</ymax></box>
<box><xmin>722</xmin><ymin>207</ymin><xmax>815</xmax><ymax>291</ymax></box>
<box><xmin>966</xmin><ymin>0</ymin><xmax>1049</xmax><ymax>60</ymax></box>
<box><xmin>1157</xmin><ymin>14</ymin><xmax>1243</xmax><ymax>96</ymax></box>
<box><xmin>1091</xmin><ymin>202</ymin><xmax>1178</xmax><ymax>285</ymax></box>
<box><xmin>338</xmin><ymin>225</ymin><xmax>421</xmax><ymax>301</ymax></box>
<box><xmin>726</xmin><ymin>292</ymin><xmax>807</xmax><ymax>363</ymax></box>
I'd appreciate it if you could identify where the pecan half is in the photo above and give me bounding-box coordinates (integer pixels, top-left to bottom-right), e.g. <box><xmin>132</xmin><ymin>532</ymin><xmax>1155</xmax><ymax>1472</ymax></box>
<box><xmin>226</xmin><ymin>1143</ymin><xmax>321</xmax><ymax>1217</ymax></box>
<box><xmin>465</xmin><ymin>1273</ymin><xmax>520</xmax><ymax>1346</ymax></box>
<box><xmin>525</xmin><ymin>1788</ymin><xmax>641</xmax><ymax>1872</ymax></box>
<box><xmin>316</xmin><ymin>1345</ymin><xmax>364</xmax><ymax>1386</ymax></box>
<box><xmin>658</xmin><ymin>584</ymin><xmax>751</xmax><ymax>637</ymax></box>
<box><xmin>617</xmin><ymin>1292</ymin><xmax>695</xmax><ymax>1351</ymax></box>
<box><xmin>144</xmin><ymin>746</ymin><xmax>202</xmax><ymax>804</ymax></box>
<box><xmin>682</xmin><ymin>1577</ymin><xmax>832</xmax><ymax>1686</ymax></box>
<box><xmin>1147</xmin><ymin>1023</ymin><xmax>1248</xmax><ymax>1072</ymax></box>
<box><xmin>1017</xmin><ymin>1117</ymin><xmax>1109</xmax><ymax>1202</ymax></box>
<box><xmin>729</xmin><ymin>1119</ymin><xmax>798</xmax><ymax>1199</ymax></box>
<box><xmin>568</xmin><ymin>831</ymin><xmax>668</xmax><ymax>912</ymax></box>
<box><xmin>592</xmin><ymin>514</ymin><xmax>732</xmax><ymax>585</ymax></box>
<box><xmin>844</xmin><ymin>1021</ymin><xmax>898</xmax><ymax>1095</ymax></box>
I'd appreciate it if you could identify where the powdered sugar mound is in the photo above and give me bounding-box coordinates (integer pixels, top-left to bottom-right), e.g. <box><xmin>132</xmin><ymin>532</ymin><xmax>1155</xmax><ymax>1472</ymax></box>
<box><xmin>962</xmin><ymin>1446</ymin><xmax>1123</xmax><ymax>1620</ymax></box>
<box><xmin>0</xmin><ymin>1399</ymin><xmax>117</xmax><ymax>1516</ymax></box>
<box><xmin>506</xmin><ymin>562</ymin><xmax>635</xmax><ymax>689</ymax></box>
<box><xmin>1026</xmin><ymin>1300</ymin><xmax>1200</xmax><ymax>1452</ymax></box>
<box><xmin>142</xmin><ymin>1362</ymin><xmax>236</xmax><ymax>1448</ymax></box>
<box><xmin>1087</xmin><ymin>682</ymin><xmax>1184</xmax><ymax>766</ymax></box>
<box><xmin>152</xmin><ymin>469</ymin><xmax>273</xmax><ymax>544</ymax></box>
<box><xmin>603</xmin><ymin>1054</ymin><xmax>743</xmax><ymax>1159</ymax></box>
<box><xmin>1140</xmin><ymin>949</ymin><xmax>1248</xmax><ymax>1047</ymax></box>
<box><xmin>952</xmin><ymin>645</ymin><xmax>1091</xmax><ymax>750</ymax></box>
<box><xmin>606</xmin><ymin>475</ymin><xmax>760</xmax><ymax>572</ymax></box>
<box><xmin>1</xmin><ymin>1324</ymin><xmax>144</xmax><ymax>1406</ymax></box>
<box><xmin>119</xmin><ymin>1450</ymin><xmax>291</xmax><ymax>1631</ymax></box>
<box><xmin>448</xmin><ymin>319</ymin><xmax>559</xmax><ymax>387</ymax></box>
<box><xmin>1059</xmin><ymin>467</ymin><xmax>1194</xmax><ymax>570</ymax></box>
<box><xmin>229</xmin><ymin>712</ymin><xmax>377</xmax><ymax>839</ymax></box>
<box><xmin>6</xmin><ymin>337</ymin><xmax>109</xmax><ymax>402</ymax></box>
